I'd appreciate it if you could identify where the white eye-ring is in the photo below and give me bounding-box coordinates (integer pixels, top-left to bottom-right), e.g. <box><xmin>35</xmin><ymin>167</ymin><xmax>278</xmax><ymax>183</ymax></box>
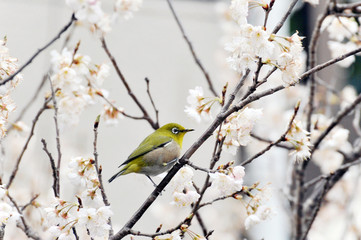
<box><xmin>171</xmin><ymin>127</ymin><xmax>179</xmax><ymax>134</ymax></box>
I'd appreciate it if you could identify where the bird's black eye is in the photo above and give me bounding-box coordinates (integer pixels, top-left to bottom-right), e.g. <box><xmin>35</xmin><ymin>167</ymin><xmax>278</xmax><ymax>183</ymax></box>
<box><xmin>171</xmin><ymin>127</ymin><xmax>179</xmax><ymax>134</ymax></box>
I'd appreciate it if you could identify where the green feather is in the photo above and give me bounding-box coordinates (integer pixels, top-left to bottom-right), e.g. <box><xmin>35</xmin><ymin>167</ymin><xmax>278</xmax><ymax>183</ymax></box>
<box><xmin>108</xmin><ymin>123</ymin><xmax>193</xmax><ymax>183</ymax></box>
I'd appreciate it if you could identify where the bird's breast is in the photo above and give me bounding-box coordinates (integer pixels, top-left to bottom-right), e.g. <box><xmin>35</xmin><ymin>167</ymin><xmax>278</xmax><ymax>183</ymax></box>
<box><xmin>140</xmin><ymin>140</ymin><xmax>181</xmax><ymax>176</ymax></box>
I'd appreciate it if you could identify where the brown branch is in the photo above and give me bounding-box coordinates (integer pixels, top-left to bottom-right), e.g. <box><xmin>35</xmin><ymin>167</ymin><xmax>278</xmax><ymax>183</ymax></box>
<box><xmin>100</xmin><ymin>37</ymin><xmax>158</xmax><ymax>129</ymax></box>
<box><xmin>93</xmin><ymin>116</ymin><xmax>113</xmax><ymax>237</ymax></box>
<box><xmin>96</xmin><ymin>92</ymin><xmax>145</xmax><ymax>120</ymax></box>
<box><xmin>241</xmin><ymin>102</ymin><xmax>300</xmax><ymax>166</ymax></box>
<box><xmin>301</xmin><ymin>46</ymin><xmax>361</xmax><ymax>81</ymax></box>
<box><xmin>6</xmin><ymin>98</ymin><xmax>51</xmax><ymax>189</ymax></box>
<box><xmin>128</xmin><ymin>225</ymin><xmax>181</xmax><ymax>238</ymax></box>
<box><xmin>301</xmin><ymin>155</ymin><xmax>361</xmax><ymax>239</ymax></box>
<box><xmin>187</xmin><ymin>162</ymin><xmax>214</xmax><ymax>173</ymax></box>
<box><xmin>292</xmin><ymin>161</ymin><xmax>306</xmax><ymax>240</ymax></box>
<box><xmin>48</xmin><ymin>77</ymin><xmax>62</xmax><ymax>196</ymax></box>
<box><xmin>41</xmin><ymin>139</ymin><xmax>59</xmax><ymax>197</ymax></box>
<box><xmin>8</xmin><ymin>75</ymin><xmax>47</xmax><ymax>133</ymax></box>
<box><xmin>195</xmin><ymin>211</ymin><xmax>208</xmax><ymax>237</ymax></box>
<box><xmin>166</xmin><ymin>0</ymin><xmax>217</xmax><ymax>97</ymax></box>
<box><xmin>306</xmin><ymin>0</ymin><xmax>331</xmax><ymax>132</ymax></box>
<box><xmin>272</xmin><ymin>0</ymin><xmax>300</xmax><ymax>34</ymax></box>
<box><xmin>312</xmin><ymin>93</ymin><xmax>361</xmax><ymax>152</ymax></box>
<box><xmin>0</xmin><ymin>14</ymin><xmax>76</xmax><ymax>86</ymax></box>
<box><xmin>250</xmin><ymin>133</ymin><xmax>293</xmax><ymax>150</ymax></box>
<box><xmin>7</xmin><ymin>193</ymin><xmax>41</xmax><ymax>240</ymax></box>
<box><xmin>198</xmin><ymin>190</ymin><xmax>242</xmax><ymax>209</ymax></box>
<box><xmin>223</xmin><ymin>69</ymin><xmax>250</xmax><ymax>111</ymax></box>
<box><xmin>21</xmin><ymin>194</ymin><xmax>39</xmax><ymax>211</ymax></box>
<box><xmin>145</xmin><ymin>78</ymin><xmax>160</xmax><ymax>128</ymax></box>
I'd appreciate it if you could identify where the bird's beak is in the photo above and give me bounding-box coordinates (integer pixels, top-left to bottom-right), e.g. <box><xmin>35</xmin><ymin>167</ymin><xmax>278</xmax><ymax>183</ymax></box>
<box><xmin>182</xmin><ymin>128</ymin><xmax>194</xmax><ymax>132</ymax></box>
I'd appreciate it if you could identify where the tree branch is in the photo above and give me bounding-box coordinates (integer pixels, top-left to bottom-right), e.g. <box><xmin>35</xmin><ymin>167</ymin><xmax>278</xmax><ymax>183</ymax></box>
<box><xmin>100</xmin><ymin>37</ymin><xmax>158</xmax><ymax>129</ymax></box>
<box><xmin>166</xmin><ymin>0</ymin><xmax>217</xmax><ymax>97</ymax></box>
<box><xmin>0</xmin><ymin>14</ymin><xmax>76</xmax><ymax>86</ymax></box>
<box><xmin>93</xmin><ymin>116</ymin><xmax>113</xmax><ymax>237</ymax></box>
<box><xmin>6</xmin><ymin>98</ymin><xmax>51</xmax><ymax>189</ymax></box>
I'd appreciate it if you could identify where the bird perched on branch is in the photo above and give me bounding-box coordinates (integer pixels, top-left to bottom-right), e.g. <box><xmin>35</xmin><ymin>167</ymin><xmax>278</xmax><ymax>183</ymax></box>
<box><xmin>108</xmin><ymin>123</ymin><xmax>193</xmax><ymax>186</ymax></box>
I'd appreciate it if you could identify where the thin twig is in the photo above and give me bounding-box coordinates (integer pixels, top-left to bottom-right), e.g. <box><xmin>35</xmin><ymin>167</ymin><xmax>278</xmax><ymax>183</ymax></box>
<box><xmin>6</xmin><ymin>98</ymin><xmax>51</xmax><ymax>189</ymax></box>
<box><xmin>96</xmin><ymin>92</ymin><xmax>144</xmax><ymax>120</ymax></box>
<box><xmin>145</xmin><ymin>78</ymin><xmax>160</xmax><ymax>128</ymax></box>
<box><xmin>7</xmin><ymin>193</ymin><xmax>41</xmax><ymax>240</ymax></box>
<box><xmin>304</xmin><ymin>157</ymin><xmax>361</xmax><ymax>190</ymax></box>
<box><xmin>100</xmin><ymin>37</ymin><xmax>158</xmax><ymax>129</ymax></box>
<box><xmin>223</xmin><ymin>69</ymin><xmax>250</xmax><ymax>111</ymax></box>
<box><xmin>306</xmin><ymin>0</ymin><xmax>331</xmax><ymax>132</ymax></box>
<box><xmin>48</xmin><ymin>76</ymin><xmax>62</xmax><ymax>196</ymax></box>
<box><xmin>41</xmin><ymin>139</ymin><xmax>59</xmax><ymax>197</ymax></box>
<box><xmin>250</xmin><ymin>133</ymin><xmax>293</xmax><ymax>150</ymax></box>
<box><xmin>0</xmin><ymin>14</ymin><xmax>76</xmax><ymax>86</ymax></box>
<box><xmin>21</xmin><ymin>194</ymin><xmax>40</xmax><ymax>211</ymax></box>
<box><xmin>272</xmin><ymin>0</ymin><xmax>299</xmax><ymax>34</ymax></box>
<box><xmin>187</xmin><ymin>162</ymin><xmax>213</xmax><ymax>173</ymax></box>
<box><xmin>8</xmin><ymin>75</ymin><xmax>47</xmax><ymax>133</ymax></box>
<box><xmin>93</xmin><ymin>116</ymin><xmax>113</xmax><ymax>237</ymax></box>
<box><xmin>241</xmin><ymin>102</ymin><xmax>300</xmax><ymax>166</ymax></box>
<box><xmin>166</xmin><ymin>0</ymin><xmax>217</xmax><ymax>97</ymax></box>
<box><xmin>312</xmin><ymin>93</ymin><xmax>361</xmax><ymax>152</ymax></box>
<box><xmin>195</xmin><ymin>211</ymin><xmax>208</xmax><ymax>237</ymax></box>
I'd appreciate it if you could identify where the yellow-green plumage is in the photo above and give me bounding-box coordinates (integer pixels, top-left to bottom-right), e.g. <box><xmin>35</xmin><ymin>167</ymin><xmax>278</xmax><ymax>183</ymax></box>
<box><xmin>108</xmin><ymin>123</ymin><xmax>193</xmax><ymax>183</ymax></box>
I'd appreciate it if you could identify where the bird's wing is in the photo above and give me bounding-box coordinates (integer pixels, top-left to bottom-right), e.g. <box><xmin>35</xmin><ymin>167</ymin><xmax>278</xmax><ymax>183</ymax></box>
<box><xmin>118</xmin><ymin>135</ymin><xmax>172</xmax><ymax>167</ymax></box>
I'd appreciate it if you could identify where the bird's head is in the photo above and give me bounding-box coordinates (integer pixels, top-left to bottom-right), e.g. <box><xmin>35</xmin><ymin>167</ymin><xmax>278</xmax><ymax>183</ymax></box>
<box><xmin>158</xmin><ymin>123</ymin><xmax>194</xmax><ymax>148</ymax></box>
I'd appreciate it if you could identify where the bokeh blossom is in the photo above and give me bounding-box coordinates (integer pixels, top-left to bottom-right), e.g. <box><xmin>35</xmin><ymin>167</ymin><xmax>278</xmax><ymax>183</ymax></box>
<box><xmin>0</xmin><ymin>37</ymin><xmax>22</xmax><ymax>138</ymax></box>
<box><xmin>209</xmin><ymin>165</ymin><xmax>245</xmax><ymax>197</ymax></box>
<box><xmin>50</xmin><ymin>46</ymin><xmax>113</xmax><ymax>127</ymax></box>
<box><xmin>45</xmin><ymin>156</ymin><xmax>113</xmax><ymax>239</ymax></box>
<box><xmin>219</xmin><ymin>107</ymin><xmax>263</xmax><ymax>155</ymax></box>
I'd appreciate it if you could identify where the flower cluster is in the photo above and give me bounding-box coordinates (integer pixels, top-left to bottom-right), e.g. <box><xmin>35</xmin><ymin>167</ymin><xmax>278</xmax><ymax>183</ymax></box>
<box><xmin>286</xmin><ymin>120</ymin><xmax>312</xmax><ymax>163</ymax></box>
<box><xmin>101</xmin><ymin>104</ymin><xmax>124</xmax><ymax>126</ymax></box>
<box><xmin>0</xmin><ymin>185</ymin><xmax>19</xmax><ymax>224</ymax></box>
<box><xmin>115</xmin><ymin>0</ymin><xmax>143</xmax><ymax>20</ymax></box>
<box><xmin>322</xmin><ymin>16</ymin><xmax>360</xmax><ymax>67</ymax></box>
<box><xmin>209</xmin><ymin>165</ymin><xmax>245</xmax><ymax>197</ymax></box>
<box><xmin>244</xmin><ymin>205</ymin><xmax>273</xmax><ymax>229</ymax></box>
<box><xmin>226</xmin><ymin>1</ymin><xmax>305</xmax><ymax>86</ymax></box>
<box><xmin>50</xmin><ymin>46</ymin><xmax>111</xmax><ymax>127</ymax></box>
<box><xmin>45</xmin><ymin>157</ymin><xmax>113</xmax><ymax>239</ymax></box>
<box><xmin>184</xmin><ymin>86</ymin><xmax>215</xmax><ymax>123</ymax></box>
<box><xmin>218</xmin><ymin>107</ymin><xmax>263</xmax><ymax>155</ymax></box>
<box><xmin>65</xmin><ymin>0</ymin><xmax>143</xmax><ymax>34</ymax></box>
<box><xmin>170</xmin><ymin>166</ymin><xmax>200</xmax><ymax>207</ymax></box>
<box><xmin>243</xmin><ymin>184</ymin><xmax>273</xmax><ymax>230</ymax></box>
<box><xmin>0</xmin><ymin>37</ymin><xmax>23</xmax><ymax>138</ymax></box>
<box><xmin>311</xmin><ymin>114</ymin><xmax>352</xmax><ymax>173</ymax></box>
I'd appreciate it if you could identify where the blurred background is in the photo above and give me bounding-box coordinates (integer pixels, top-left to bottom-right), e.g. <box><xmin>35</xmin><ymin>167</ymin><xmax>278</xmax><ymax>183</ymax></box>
<box><xmin>1</xmin><ymin>0</ymin><xmax>359</xmax><ymax>239</ymax></box>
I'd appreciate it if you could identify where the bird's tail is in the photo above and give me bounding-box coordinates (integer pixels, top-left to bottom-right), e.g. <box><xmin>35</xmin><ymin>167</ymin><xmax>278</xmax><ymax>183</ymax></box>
<box><xmin>108</xmin><ymin>169</ymin><xmax>126</xmax><ymax>183</ymax></box>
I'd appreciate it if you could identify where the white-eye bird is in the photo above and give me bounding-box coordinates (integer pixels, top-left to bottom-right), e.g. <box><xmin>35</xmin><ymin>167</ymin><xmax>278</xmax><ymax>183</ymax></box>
<box><xmin>108</xmin><ymin>123</ymin><xmax>193</xmax><ymax>185</ymax></box>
